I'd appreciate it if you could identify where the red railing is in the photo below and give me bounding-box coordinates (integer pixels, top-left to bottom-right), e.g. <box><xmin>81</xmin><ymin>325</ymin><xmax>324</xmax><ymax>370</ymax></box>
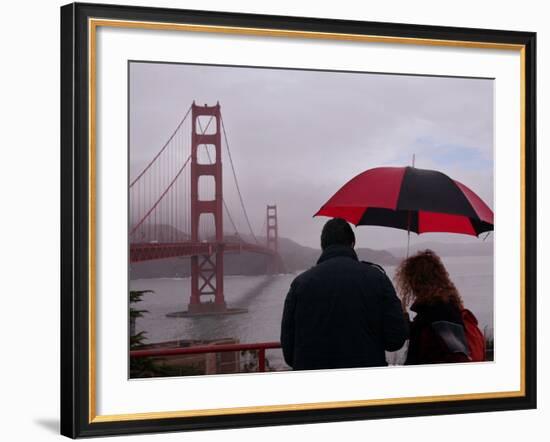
<box><xmin>130</xmin><ymin>341</ymin><xmax>282</xmax><ymax>372</ymax></box>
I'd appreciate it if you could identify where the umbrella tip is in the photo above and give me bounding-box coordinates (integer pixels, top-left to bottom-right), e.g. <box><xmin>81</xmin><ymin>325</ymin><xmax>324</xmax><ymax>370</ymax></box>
<box><xmin>313</xmin><ymin>207</ymin><xmax>323</xmax><ymax>218</ymax></box>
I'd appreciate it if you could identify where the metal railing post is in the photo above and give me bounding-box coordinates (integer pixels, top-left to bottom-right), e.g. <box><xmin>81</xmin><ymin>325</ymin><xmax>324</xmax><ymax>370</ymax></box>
<box><xmin>258</xmin><ymin>349</ymin><xmax>266</xmax><ymax>372</ymax></box>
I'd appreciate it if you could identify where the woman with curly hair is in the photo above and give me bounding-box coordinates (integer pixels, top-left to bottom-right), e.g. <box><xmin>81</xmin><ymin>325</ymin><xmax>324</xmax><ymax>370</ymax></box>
<box><xmin>394</xmin><ymin>249</ymin><xmax>485</xmax><ymax>365</ymax></box>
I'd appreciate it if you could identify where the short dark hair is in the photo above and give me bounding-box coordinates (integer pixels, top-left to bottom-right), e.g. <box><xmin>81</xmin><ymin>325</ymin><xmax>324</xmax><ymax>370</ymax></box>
<box><xmin>321</xmin><ymin>218</ymin><xmax>356</xmax><ymax>250</ymax></box>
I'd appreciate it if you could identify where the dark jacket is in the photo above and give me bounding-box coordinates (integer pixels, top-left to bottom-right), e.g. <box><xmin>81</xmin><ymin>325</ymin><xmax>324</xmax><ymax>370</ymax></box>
<box><xmin>280</xmin><ymin>245</ymin><xmax>409</xmax><ymax>370</ymax></box>
<box><xmin>405</xmin><ymin>300</ymin><xmax>470</xmax><ymax>365</ymax></box>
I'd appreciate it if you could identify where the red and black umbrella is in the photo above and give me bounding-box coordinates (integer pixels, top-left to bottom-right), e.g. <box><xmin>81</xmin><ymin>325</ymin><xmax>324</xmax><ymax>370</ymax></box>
<box><xmin>314</xmin><ymin>166</ymin><xmax>493</xmax><ymax>236</ymax></box>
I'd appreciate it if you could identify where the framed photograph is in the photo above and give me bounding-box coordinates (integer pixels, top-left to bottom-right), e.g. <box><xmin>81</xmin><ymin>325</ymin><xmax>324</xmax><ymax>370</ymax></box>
<box><xmin>60</xmin><ymin>2</ymin><xmax>536</xmax><ymax>438</ymax></box>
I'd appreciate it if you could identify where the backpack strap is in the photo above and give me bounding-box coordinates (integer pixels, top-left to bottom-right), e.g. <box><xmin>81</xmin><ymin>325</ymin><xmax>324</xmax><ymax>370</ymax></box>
<box><xmin>361</xmin><ymin>261</ymin><xmax>386</xmax><ymax>275</ymax></box>
<box><xmin>431</xmin><ymin>320</ymin><xmax>470</xmax><ymax>359</ymax></box>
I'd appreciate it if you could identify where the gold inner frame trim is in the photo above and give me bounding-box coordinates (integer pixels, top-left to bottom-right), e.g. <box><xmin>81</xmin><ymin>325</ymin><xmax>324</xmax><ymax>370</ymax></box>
<box><xmin>88</xmin><ymin>17</ymin><xmax>527</xmax><ymax>424</ymax></box>
<box><xmin>90</xmin><ymin>18</ymin><xmax>525</xmax><ymax>50</ymax></box>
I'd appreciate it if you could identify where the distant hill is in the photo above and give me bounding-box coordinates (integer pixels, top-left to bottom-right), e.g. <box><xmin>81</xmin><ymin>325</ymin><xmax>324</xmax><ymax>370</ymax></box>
<box><xmin>356</xmin><ymin>247</ymin><xmax>401</xmax><ymax>266</ymax></box>
<box><xmin>387</xmin><ymin>240</ymin><xmax>494</xmax><ymax>259</ymax></box>
<box><xmin>237</xmin><ymin>235</ymin><xmax>401</xmax><ymax>270</ymax></box>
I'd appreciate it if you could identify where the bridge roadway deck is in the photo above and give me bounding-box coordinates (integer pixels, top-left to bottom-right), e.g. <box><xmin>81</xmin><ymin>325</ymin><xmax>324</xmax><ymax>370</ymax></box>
<box><xmin>130</xmin><ymin>241</ymin><xmax>277</xmax><ymax>263</ymax></box>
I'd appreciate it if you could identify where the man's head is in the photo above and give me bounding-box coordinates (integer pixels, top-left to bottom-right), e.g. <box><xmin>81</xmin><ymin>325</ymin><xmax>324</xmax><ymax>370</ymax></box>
<box><xmin>320</xmin><ymin>218</ymin><xmax>356</xmax><ymax>250</ymax></box>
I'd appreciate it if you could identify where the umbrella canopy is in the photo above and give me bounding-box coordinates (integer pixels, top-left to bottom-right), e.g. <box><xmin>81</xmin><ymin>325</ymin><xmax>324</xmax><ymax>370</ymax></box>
<box><xmin>314</xmin><ymin>166</ymin><xmax>493</xmax><ymax>236</ymax></box>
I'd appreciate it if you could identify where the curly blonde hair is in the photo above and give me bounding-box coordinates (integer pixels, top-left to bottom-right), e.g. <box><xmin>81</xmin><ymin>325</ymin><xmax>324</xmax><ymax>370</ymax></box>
<box><xmin>394</xmin><ymin>249</ymin><xmax>463</xmax><ymax>309</ymax></box>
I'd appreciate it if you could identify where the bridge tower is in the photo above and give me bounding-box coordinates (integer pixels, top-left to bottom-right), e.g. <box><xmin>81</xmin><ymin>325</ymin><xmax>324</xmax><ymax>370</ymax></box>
<box><xmin>188</xmin><ymin>102</ymin><xmax>226</xmax><ymax>314</ymax></box>
<box><xmin>266</xmin><ymin>205</ymin><xmax>280</xmax><ymax>274</ymax></box>
<box><xmin>266</xmin><ymin>205</ymin><xmax>278</xmax><ymax>253</ymax></box>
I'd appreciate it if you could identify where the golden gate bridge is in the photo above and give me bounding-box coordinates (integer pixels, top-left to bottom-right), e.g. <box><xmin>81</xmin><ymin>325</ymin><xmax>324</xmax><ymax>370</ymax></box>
<box><xmin>130</xmin><ymin>102</ymin><xmax>285</xmax><ymax>315</ymax></box>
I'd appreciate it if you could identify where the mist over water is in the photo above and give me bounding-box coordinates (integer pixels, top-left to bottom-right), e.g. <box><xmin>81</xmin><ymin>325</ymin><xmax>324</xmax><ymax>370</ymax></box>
<box><xmin>131</xmin><ymin>254</ymin><xmax>493</xmax><ymax>369</ymax></box>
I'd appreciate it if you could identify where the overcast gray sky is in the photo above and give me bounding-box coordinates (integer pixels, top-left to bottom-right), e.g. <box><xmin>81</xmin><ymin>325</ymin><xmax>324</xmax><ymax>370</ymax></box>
<box><xmin>129</xmin><ymin>61</ymin><xmax>493</xmax><ymax>250</ymax></box>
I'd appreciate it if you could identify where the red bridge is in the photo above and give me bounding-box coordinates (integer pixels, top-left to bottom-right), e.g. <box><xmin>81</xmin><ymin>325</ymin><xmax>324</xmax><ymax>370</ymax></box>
<box><xmin>130</xmin><ymin>102</ymin><xmax>284</xmax><ymax>315</ymax></box>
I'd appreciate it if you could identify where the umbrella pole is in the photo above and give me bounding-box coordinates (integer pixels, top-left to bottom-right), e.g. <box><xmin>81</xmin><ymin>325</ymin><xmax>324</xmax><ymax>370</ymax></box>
<box><xmin>406</xmin><ymin>153</ymin><xmax>415</xmax><ymax>258</ymax></box>
<box><xmin>406</xmin><ymin>204</ymin><xmax>412</xmax><ymax>258</ymax></box>
<box><xmin>403</xmin><ymin>211</ymin><xmax>412</xmax><ymax>313</ymax></box>
<box><xmin>406</xmin><ymin>228</ymin><xmax>411</xmax><ymax>258</ymax></box>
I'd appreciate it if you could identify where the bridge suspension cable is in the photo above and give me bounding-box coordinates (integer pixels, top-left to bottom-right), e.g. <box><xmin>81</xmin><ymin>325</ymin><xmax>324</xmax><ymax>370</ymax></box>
<box><xmin>130</xmin><ymin>155</ymin><xmax>192</xmax><ymax>236</ymax></box>
<box><xmin>259</xmin><ymin>217</ymin><xmax>267</xmax><ymax>242</ymax></box>
<box><xmin>129</xmin><ymin>105</ymin><xmax>192</xmax><ymax>188</ymax></box>
<box><xmin>220</xmin><ymin>114</ymin><xmax>259</xmax><ymax>244</ymax></box>
<box><xmin>223</xmin><ymin>199</ymin><xmax>241</xmax><ymax>239</ymax></box>
<box><xmin>130</xmin><ymin>115</ymin><xmax>215</xmax><ymax>238</ymax></box>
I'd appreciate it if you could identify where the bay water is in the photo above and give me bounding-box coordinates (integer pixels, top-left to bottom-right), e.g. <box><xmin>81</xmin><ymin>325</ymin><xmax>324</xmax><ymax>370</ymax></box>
<box><xmin>131</xmin><ymin>255</ymin><xmax>493</xmax><ymax>369</ymax></box>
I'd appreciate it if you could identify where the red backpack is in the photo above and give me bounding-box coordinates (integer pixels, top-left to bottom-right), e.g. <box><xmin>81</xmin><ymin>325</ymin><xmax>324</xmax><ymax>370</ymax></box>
<box><xmin>461</xmin><ymin>309</ymin><xmax>486</xmax><ymax>362</ymax></box>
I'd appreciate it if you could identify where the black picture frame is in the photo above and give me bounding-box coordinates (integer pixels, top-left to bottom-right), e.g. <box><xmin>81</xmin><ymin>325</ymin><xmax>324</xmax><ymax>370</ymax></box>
<box><xmin>60</xmin><ymin>2</ymin><xmax>537</xmax><ymax>438</ymax></box>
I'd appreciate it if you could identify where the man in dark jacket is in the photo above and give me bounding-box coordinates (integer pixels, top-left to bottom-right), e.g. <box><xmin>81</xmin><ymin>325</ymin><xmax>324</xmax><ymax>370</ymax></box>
<box><xmin>280</xmin><ymin>218</ymin><xmax>408</xmax><ymax>370</ymax></box>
